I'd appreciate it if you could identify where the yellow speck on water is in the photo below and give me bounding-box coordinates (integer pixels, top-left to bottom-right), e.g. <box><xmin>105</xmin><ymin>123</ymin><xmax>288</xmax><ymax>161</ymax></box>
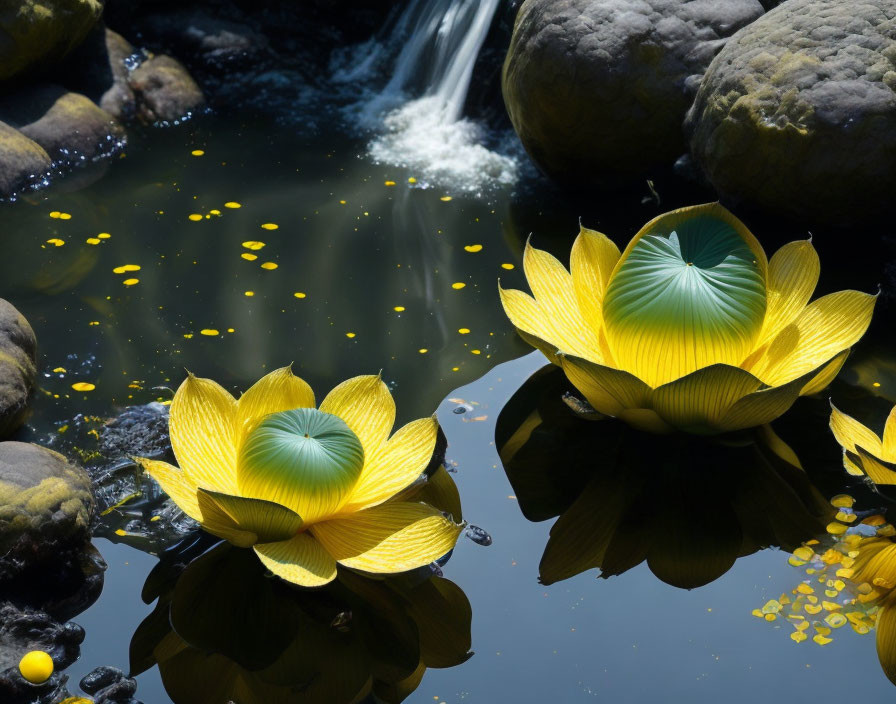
<box><xmin>227</xmin><ymin>328</ymin><xmax>235</xmax><ymax>333</ymax></box>
<box><xmin>831</xmin><ymin>495</ymin><xmax>854</xmax><ymax>508</ymax></box>
<box><xmin>813</xmin><ymin>634</ymin><xmax>832</xmax><ymax>646</ymax></box>
<box><xmin>188</xmin><ymin>213</ymin><xmax>203</xmax><ymax>221</ymax></box>
<box><xmin>790</xmin><ymin>631</ymin><xmax>807</xmax><ymax>643</ymax></box>
<box><xmin>471</xmin><ymin>349</ymin><xmax>481</xmax><ymax>355</ymax></box>
<box><xmin>452</xmin><ymin>282</ymin><xmax>466</xmax><ymax>290</ymax></box>
<box><xmin>440</xmin><ymin>196</ymin><xmax>452</xmax><ymax>202</ymax></box>
<box><xmin>346</xmin><ymin>332</ymin><xmax>356</xmax><ymax>338</ymax></box>
<box><xmin>294</xmin><ymin>292</ymin><xmax>306</xmax><ymax>299</ymax></box>
<box><xmin>122</xmin><ymin>278</ymin><xmax>139</xmax><ymax>286</ymax></box>
<box><xmin>191</xmin><ymin>149</ymin><xmax>205</xmax><ymax>156</ymax></box>
<box><xmin>52</xmin><ymin>367</ymin><xmax>66</xmax><ymax>373</ymax></box>
<box><xmin>150</xmin><ymin>515</ymin><xmax>161</xmax><ymax>522</ymax></box>
<box><xmin>242</xmin><ymin>241</ymin><xmax>265</xmax><ymax>250</ymax></box>
<box><xmin>71</xmin><ymin>382</ymin><xmax>95</xmax><ymax>392</ymax></box>
<box><xmin>260</xmin><ymin>262</ymin><xmax>278</xmax><ymax>270</ymax></box>
<box><xmin>418</xmin><ymin>348</ymin><xmax>428</xmax><ymax>354</ymax></box>
<box><xmin>339</xmin><ymin>199</ymin><xmax>347</xmax><ymax>204</ymax></box>
<box><xmin>49</xmin><ymin>211</ymin><xmax>61</xmax><ymax>218</ymax></box>
<box><xmin>115</xmin><ymin>529</ymin><xmax>127</xmax><ymax>536</ymax></box>
<box><xmin>241</xmin><ymin>253</ymin><xmax>258</xmax><ymax>261</ymax></box>
<box><xmin>408</xmin><ymin>177</ymin><xmax>417</xmax><ymax>184</ymax></box>
<box><xmin>245</xmin><ymin>291</ymin><xmax>255</xmax><ymax>297</ymax></box>
<box><xmin>873</xmin><ymin>381</ymin><xmax>882</xmax><ymax>387</ymax></box>
<box><xmin>183</xmin><ymin>333</ymin><xmax>194</xmax><ymax>339</ymax></box>
<box><xmin>464</xmin><ymin>244</ymin><xmax>483</xmax><ymax>252</ymax></box>
<box><xmin>209</xmin><ymin>209</ymin><xmax>221</xmax><ymax>216</ymax></box>
<box><xmin>458</xmin><ymin>328</ymin><xmax>470</xmax><ymax>334</ymax></box>
<box><xmin>224</xmin><ymin>201</ymin><xmax>242</xmax><ymax>209</ymax></box>
<box><xmin>826</xmin><ymin>522</ymin><xmax>848</xmax><ymax>536</ymax></box>
<box><xmin>393</xmin><ymin>306</ymin><xmax>405</xmax><ymax>312</ymax></box>
<box><xmin>501</xmin><ymin>263</ymin><xmax>515</xmax><ymax>270</ymax></box>
<box><xmin>201</xmin><ymin>329</ymin><xmax>219</xmax><ymax>336</ymax></box>
<box><xmin>113</xmin><ymin>264</ymin><xmax>141</xmax><ymax>274</ymax></box>
<box><xmin>385</xmin><ymin>180</ymin><xmax>396</xmax><ymax>186</ymax></box>
<box><xmin>86</xmin><ymin>237</ymin><xmax>101</xmax><ymax>245</ymax></box>
<box><xmin>452</xmin><ymin>366</ymin><xmax>460</xmax><ymax>371</ymax></box>
<box><xmin>261</xmin><ymin>223</ymin><xmax>279</xmax><ymax>230</ymax></box>
<box><xmin>59</xmin><ymin>213</ymin><xmax>71</xmax><ymax>220</ymax></box>
<box><xmin>46</xmin><ymin>238</ymin><xmax>64</xmax><ymax>247</ymax></box>
<box><xmin>98</xmin><ymin>233</ymin><xmax>111</xmax><ymax>239</ymax></box>
<box><xmin>88</xmin><ymin>321</ymin><xmax>99</xmax><ymax>326</ymax></box>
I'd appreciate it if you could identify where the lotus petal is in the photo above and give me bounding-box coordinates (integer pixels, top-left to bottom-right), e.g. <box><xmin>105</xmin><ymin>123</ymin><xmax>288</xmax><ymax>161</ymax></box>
<box><xmin>602</xmin><ymin>204</ymin><xmax>767</xmax><ymax>387</ymax></box>
<box><xmin>877</xmin><ymin>606</ymin><xmax>896</xmax><ymax>686</ymax></box>
<box><xmin>253</xmin><ymin>533</ymin><xmax>337</xmax><ymax>587</ymax></box>
<box><xmin>650</xmin><ymin>364</ymin><xmax>764</xmax><ymax>434</ymax></box>
<box><xmin>319</xmin><ymin>375</ymin><xmax>395</xmax><ymax>457</ymax></box>
<box><xmin>855</xmin><ymin>448</ymin><xmax>896</xmax><ymax>486</ymax></box>
<box><xmin>798</xmin><ymin>349</ymin><xmax>848</xmax><ymax>396</ymax></box>
<box><xmin>756</xmin><ymin>240</ymin><xmax>820</xmax><ymax>348</ymax></box>
<box><xmin>559</xmin><ymin>354</ymin><xmax>651</xmax><ymax>417</ymax></box>
<box><xmin>751</xmin><ymin>290</ymin><xmax>876</xmax><ymax>387</ymax></box>
<box><xmin>616</xmin><ymin>408</ymin><xmax>673</xmax><ymax>434</ymax></box>
<box><xmin>169</xmin><ymin>374</ymin><xmax>239</xmax><ymax>494</ymax></box>
<box><xmin>715</xmin><ymin>371</ymin><xmax>816</xmax><ymax>433</ymax></box>
<box><xmin>342</xmin><ymin>416</ymin><xmax>438</xmax><ymax>513</ymax></box>
<box><xmin>569</xmin><ymin>225</ymin><xmax>620</xmax><ymax>330</ymax></box>
<box><xmin>236</xmin><ymin>366</ymin><xmax>315</xmax><ymax>435</ymax></box>
<box><xmin>499</xmin><ymin>286</ymin><xmax>564</xmax><ymax>364</ymax></box>
<box><xmin>829</xmin><ymin>404</ymin><xmax>883</xmax><ymax>457</ymax></box>
<box><xmin>311</xmin><ymin>501</ymin><xmax>462</xmax><ymax>574</ymax></box>
<box><xmin>197</xmin><ymin>488</ymin><xmax>303</xmax><ymax>542</ymax></box>
<box><xmin>882</xmin><ymin>406</ymin><xmax>896</xmax><ymax>461</ymax></box>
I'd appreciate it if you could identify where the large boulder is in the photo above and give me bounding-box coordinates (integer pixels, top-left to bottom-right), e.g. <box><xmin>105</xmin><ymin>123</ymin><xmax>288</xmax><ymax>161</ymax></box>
<box><xmin>502</xmin><ymin>0</ymin><xmax>765</xmax><ymax>188</ymax></box>
<box><xmin>0</xmin><ymin>300</ymin><xmax>36</xmax><ymax>438</ymax></box>
<box><xmin>686</xmin><ymin>0</ymin><xmax>896</xmax><ymax>226</ymax></box>
<box><xmin>0</xmin><ymin>0</ymin><xmax>104</xmax><ymax>81</ymax></box>
<box><xmin>0</xmin><ymin>85</ymin><xmax>125</xmax><ymax>164</ymax></box>
<box><xmin>0</xmin><ymin>122</ymin><xmax>51</xmax><ymax>198</ymax></box>
<box><xmin>0</xmin><ymin>442</ymin><xmax>94</xmax><ymax>581</ymax></box>
<box><xmin>128</xmin><ymin>54</ymin><xmax>206</xmax><ymax>123</ymax></box>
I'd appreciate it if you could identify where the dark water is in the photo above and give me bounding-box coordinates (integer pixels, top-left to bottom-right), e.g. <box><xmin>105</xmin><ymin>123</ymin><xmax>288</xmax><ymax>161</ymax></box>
<box><xmin>4</xmin><ymin>112</ymin><xmax>896</xmax><ymax>703</ymax></box>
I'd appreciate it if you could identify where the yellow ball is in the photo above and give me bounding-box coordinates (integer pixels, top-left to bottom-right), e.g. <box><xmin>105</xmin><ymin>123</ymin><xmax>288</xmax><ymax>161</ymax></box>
<box><xmin>18</xmin><ymin>650</ymin><xmax>54</xmax><ymax>684</ymax></box>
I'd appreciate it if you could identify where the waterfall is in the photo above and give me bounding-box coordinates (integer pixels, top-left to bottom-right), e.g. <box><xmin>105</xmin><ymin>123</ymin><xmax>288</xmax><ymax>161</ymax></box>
<box><xmin>335</xmin><ymin>0</ymin><xmax>519</xmax><ymax>194</ymax></box>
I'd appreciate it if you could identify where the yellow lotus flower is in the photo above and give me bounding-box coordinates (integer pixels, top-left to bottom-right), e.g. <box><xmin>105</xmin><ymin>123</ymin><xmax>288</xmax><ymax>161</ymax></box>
<box><xmin>500</xmin><ymin>203</ymin><xmax>876</xmax><ymax>434</ymax></box>
<box><xmin>137</xmin><ymin>366</ymin><xmax>463</xmax><ymax>587</ymax></box>
<box><xmin>830</xmin><ymin>403</ymin><xmax>896</xmax><ymax>483</ymax></box>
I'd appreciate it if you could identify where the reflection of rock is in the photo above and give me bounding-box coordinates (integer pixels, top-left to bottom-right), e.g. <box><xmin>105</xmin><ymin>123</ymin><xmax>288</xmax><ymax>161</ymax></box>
<box><xmin>0</xmin><ymin>0</ymin><xmax>103</xmax><ymax>81</ymax></box>
<box><xmin>0</xmin><ymin>442</ymin><xmax>94</xmax><ymax>581</ymax></box>
<box><xmin>496</xmin><ymin>366</ymin><xmax>833</xmax><ymax>588</ymax></box>
<box><xmin>131</xmin><ymin>539</ymin><xmax>472</xmax><ymax>704</ymax></box>
<box><xmin>502</xmin><ymin>0</ymin><xmax>764</xmax><ymax>187</ymax></box>
<box><xmin>0</xmin><ymin>299</ymin><xmax>37</xmax><ymax>438</ymax></box>
<box><xmin>686</xmin><ymin>0</ymin><xmax>896</xmax><ymax>225</ymax></box>
<box><xmin>0</xmin><ymin>85</ymin><xmax>125</xmax><ymax>165</ymax></box>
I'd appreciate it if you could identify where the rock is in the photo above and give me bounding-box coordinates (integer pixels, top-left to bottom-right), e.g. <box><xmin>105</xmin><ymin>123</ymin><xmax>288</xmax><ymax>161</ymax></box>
<box><xmin>0</xmin><ymin>85</ymin><xmax>125</xmax><ymax>165</ymax></box>
<box><xmin>0</xmin><ymin>0</ymin><xmax>104</xmax><ymax>81</ymax></box>
<box><xmin>686</xmin><ymin>0</ymin><xmax>896</xmax><ymax>226</ymax></box>
<box><xmin>128</xmin><ymin>54</ymin><xmax>206</xmax><ymax>124</ymax></box>
<box><xmin>0</xmin><ymin>300</ymin><xmax>37</xmax><ymax>438</ymax></box>
<box><xmin>0</xmin><ymin>123</ymin><xmax>52</xmax><ymax>198</ymax></box>
<box><xmin>65</xmin><ymin>26</ymin><xmax>142</xmax><ymax>122</ymax></box>
<box><xmin>0</xmin><ymin>442</ymin><xmax>94</xmax><ymax>581</ymax></box>
<box><xmin>502</xmin><ymin>0</ymin><xmax>765</xmax><ymax>187</ymax></box>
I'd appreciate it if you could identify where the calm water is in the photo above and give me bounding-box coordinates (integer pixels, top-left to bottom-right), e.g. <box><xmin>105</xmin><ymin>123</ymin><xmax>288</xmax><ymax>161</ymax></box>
<box><xmin>5</xmin><ymin>112</ymin><xmax>896</xmax><ymax>702</ymax></box>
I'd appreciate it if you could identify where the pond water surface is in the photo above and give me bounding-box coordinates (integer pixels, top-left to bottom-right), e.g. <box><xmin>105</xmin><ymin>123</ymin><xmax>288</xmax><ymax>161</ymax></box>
<box><xmin>5</xmin><ymin>109</ymin><xmax>896</xmax><ymax>703</ymax></box>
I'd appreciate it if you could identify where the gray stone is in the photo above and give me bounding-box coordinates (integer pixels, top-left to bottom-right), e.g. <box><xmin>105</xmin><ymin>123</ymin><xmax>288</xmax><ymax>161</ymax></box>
<box><xmin>0</xmin><ymin>442</ymin><xmax>94</xmax><ymax>581</ymax></box>
<box><xmin>686</xmin><ymin>0</ymin><xmax>896</xmax><ymax>225</ymax></box>
<box><xmin>0</xmin><ymin>85</ymin><xmax>126</xmax><ymax>165</ymax></box>
<box><xmin>129</xmin><ymin>54</ymin><xmax>206</xmax><ymax>124</ymax></box>
<box><xmin>0</xmin><ymin>123</ymin><xmax>52</xmax><ymax>198</ymax></box>
<box><xmin>502</xmin><ymin>0</ymin><xmax>765</xmax><ymax>187</ymax></box>
<box><xmin>0</xmin><ymin>300</ymin><xmax>37</xmax><ymax>438</ymax></box>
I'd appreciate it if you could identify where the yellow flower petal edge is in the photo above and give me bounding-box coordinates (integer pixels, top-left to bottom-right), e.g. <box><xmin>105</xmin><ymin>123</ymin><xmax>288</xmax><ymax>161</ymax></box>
<box><xmin>137</xmin><ymin>370</ymin><xmax>462</xmax><ymax>586</ymax></box>
<box><xmin>829</xmin><ymin>402</ymin><xmax>896</xmax><ymax>484</ymax></box>
<box><xmin>501</xmin><ymin>203</ymin><xmax>876</xmax><ymax>434</ymax></box>
<box><xmin>311</xmin><ymin>501</ymin><xmax>463</xmax><ymax>575</ymax></box>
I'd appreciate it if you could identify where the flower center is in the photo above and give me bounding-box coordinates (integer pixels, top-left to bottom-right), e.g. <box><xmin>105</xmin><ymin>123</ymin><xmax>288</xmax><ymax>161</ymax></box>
<box><xmin>237</xmin><ymin>408</ymin><xmax>364</xmax><ymax>521</ymax></box>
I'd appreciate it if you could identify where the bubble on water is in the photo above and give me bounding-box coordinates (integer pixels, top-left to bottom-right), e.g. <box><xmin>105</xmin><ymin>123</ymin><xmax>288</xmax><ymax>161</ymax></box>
<box><xmin>464</xmin><ymin>525</ymin><xmax>492</xmax><ymax>546</ymax></box>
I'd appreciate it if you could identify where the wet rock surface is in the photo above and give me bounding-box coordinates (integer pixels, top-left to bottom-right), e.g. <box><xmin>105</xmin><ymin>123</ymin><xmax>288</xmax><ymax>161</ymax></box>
<box><xmin>0</xmin><ymin>0</ymin><xmax>104</xmax><ymax>81</ymax></box>
<box><xmin>0</xmin><ymin>124</ymin><xmax>52</xmax><ymax>198</ymax></box>
<box><xmin>686</xmin><ymin>0</ymin><xmax>896</xmax><ymax>226</ymax></box>
<box><xmin>0</xmin><ymin>300</ymin><xmax>37</xmax><ymax>439</ymax></box>
<box><xmin>0</xmin><ymin>442</ymin><xmax>94</xmax><ymax>581</ymax></box>
<box><xmin>128</xmin><ymin>54</ymin><xmax>206</xmax><ymax>124</ymax></box>
<box><xmin>502</xmin><ymin>0</ymin><xmax>765</xmax><ymax>188</ymax></box>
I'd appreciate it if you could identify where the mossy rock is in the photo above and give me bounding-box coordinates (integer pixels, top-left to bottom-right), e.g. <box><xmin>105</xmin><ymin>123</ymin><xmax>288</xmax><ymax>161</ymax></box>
<box><xmin>686</xmin><ymin>0</ymin><xmax>896</xmax><ymax>225</ymax></box>
<box><xmin>0</xmin><ymin>442</ymin><xmax>94</xmax><ymax>581</ymax></box>
<box><xmin>501</xmin><ymin>0</ymin><xmax>765</xmax><ymax>188</ymax></box>
<box><xmin>0</xmin><ymin>300</ymin><xmax>37</xmax><ymax>438</ymax></box>
<box><xmin>0</xmin><ymin>0</ymin><xmax>104</xmax><ymax>81</ymax></box>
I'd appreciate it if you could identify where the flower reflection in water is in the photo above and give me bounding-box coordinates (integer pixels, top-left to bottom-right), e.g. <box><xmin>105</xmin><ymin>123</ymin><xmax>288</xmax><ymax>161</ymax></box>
<box><xmin>495</xmin><ymin>365</ymin><xmax>834</xmax><ymax>589</ymax></box>
<box><xmin>130</xmin><ymin>535</ymin><xmax>472</xmax><ymax>704</ymax></box>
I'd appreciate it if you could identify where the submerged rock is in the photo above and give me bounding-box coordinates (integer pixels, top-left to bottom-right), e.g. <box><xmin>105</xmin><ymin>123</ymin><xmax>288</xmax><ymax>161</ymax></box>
<box><xmin>0</xmin><ymin>0</ymin><xmax>103</xmax><ymax>81</ymax></box>
<box><xmin>502</xmin><ymin>0</ymin><xmax>765</xmax><ymax>187</ymax></box>
<box><xmin>0</xmin><ymin>300</ymin><xmax>37</xmax><ymax>438</ymax></box>
<box><xmin>686</xmin><ymin>0</ymin><xmax>896</xmax><ymax>225</ymax></box>
<box><xmin>0</xmin><ymin>442</ymin><xmax>94</xmax><ymax>581</ymax></box>
<box><xmin>0</xmin><ymin>85</ymin><xmax>126</xmax><ymax>166</ymax></box>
